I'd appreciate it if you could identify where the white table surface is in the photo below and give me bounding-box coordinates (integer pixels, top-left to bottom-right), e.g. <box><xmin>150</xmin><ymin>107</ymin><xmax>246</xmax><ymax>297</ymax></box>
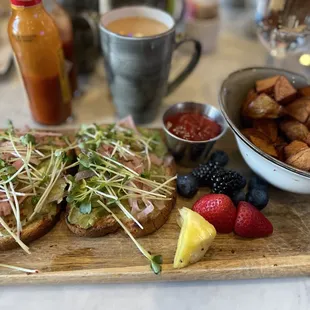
<box><xmin>1</xmin><ymin>8</ymin><xmax>310</xmax><ymax>310</ymax></box>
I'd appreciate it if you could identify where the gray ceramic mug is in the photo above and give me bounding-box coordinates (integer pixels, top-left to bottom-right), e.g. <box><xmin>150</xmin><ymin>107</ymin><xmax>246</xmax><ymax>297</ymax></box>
<box><xmin>100</xmin><ymin>6</ymin><xmax>202</xmax><ymax>124</ymax></box>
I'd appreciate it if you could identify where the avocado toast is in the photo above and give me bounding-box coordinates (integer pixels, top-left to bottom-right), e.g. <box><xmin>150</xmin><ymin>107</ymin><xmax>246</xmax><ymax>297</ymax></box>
<box><xmin>66</xmin><ymin>117</ymin><xmax>177</xmax><ymax>239</ymax></box>
<box><xmin>0</xmin><ymin>124</ymin><xmax>74</xmax><ymax>252</ymax></box>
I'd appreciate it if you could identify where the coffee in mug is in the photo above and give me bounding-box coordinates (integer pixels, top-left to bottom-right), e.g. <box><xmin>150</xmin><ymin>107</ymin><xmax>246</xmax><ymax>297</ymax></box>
<box><xmin>106</xmin><ymin>16</ymin><xmax>169</xmax><ymax>37</ymax></box>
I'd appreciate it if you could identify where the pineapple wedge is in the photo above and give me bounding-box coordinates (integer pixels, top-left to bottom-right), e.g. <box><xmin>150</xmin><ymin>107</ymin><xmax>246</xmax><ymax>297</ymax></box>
<box><xmin>173</xmin><ymin>207</ymin><xmax>216</xmax><ymax>269</ymax></box>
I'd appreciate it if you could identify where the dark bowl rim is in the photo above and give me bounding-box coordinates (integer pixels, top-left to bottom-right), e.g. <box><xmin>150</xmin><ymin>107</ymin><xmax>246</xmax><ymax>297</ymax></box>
<box><xmin>162</xmin><ymin>101</ymin><xmax>228</xmax><ymax>144</ymax></box>
<box><xmin>219</xmin><ymin>66</ymin><xmax>310</xmax><ymax>179</ymax></box>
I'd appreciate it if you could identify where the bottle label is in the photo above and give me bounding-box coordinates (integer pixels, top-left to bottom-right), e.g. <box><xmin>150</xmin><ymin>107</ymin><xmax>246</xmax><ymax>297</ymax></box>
<box><xmin>11</xmin><ymin>0</ymin><xmax>42</xmax><ymax>7</ymax></box>
<box><xmin>12</xmin><ymin>33</ymin><xmax>37</xmax><ymax>42</ymax></box>
<box><xmin>56</xmin><ymin>49</ymin><xmax>72</xmax><ymax>104</ymax></box>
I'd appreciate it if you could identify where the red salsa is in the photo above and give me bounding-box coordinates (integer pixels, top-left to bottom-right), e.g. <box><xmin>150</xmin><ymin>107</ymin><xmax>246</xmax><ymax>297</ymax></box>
<box><xmin>166</xmin><ymin>112</ymin><xmax>222</xmax><ymax>141</ymax></box>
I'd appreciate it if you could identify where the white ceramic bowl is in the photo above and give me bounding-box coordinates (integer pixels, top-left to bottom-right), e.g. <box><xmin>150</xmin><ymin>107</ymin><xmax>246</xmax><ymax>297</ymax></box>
<box><xmin>219</xmin><ymin>67</ymin><xmax>310</xmax><ymax>194</ymax></box>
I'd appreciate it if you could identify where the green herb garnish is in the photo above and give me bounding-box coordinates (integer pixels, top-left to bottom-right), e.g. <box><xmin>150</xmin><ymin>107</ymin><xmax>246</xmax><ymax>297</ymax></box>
<box><xmin>20</xmin><ymin>134</ymin><xmax>36</xmax><ymax>146</ymax></box>
<box><xmin>79</xmin><ymin>201</ymin><xmax>92</xmax><ymax>214</ymax></box>
<box><xmin>0</xmin><ymin>122</ymin><xmax>76</xmax><ymax>253</ymax></box>
<box><xmin>98</xmin><ymin>201</ymin><xmax>163</xmax><ymax>275</ymax></box>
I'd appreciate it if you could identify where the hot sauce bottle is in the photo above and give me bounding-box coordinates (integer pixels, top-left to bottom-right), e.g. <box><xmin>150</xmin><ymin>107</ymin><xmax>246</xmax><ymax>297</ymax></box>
<box><xmin>8</xmin><ymin>0</ymin><xmax>72</xmax><ymax>125</ymax></box>
<box><xmin>43</xmin><ymin>0</ymin><xmax>78</xmax><ymax>97</ymax></box>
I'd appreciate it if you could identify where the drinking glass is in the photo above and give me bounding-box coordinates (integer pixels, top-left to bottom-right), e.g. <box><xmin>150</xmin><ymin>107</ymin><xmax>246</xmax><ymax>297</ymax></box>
<box><xmin>255</xmin><ymin>0</ymin><xmax>310</xmax><ymax>65</ymax></box>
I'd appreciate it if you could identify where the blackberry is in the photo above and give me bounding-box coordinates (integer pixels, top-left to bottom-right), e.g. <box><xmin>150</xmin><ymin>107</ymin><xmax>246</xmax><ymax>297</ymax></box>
<box><xmin>192</xmin><ymin>161</ymin><xmax>220</xmax><ymax>186</ymax></box>
<box><xmin>211</xmin><ymin>169</ymin><xmax>247</xmax><ymax>195</ymax></box>
<box><xmin>210</xmin><ymin>150</ymin><xmax>229</xmax><ymax>167</ymax></box>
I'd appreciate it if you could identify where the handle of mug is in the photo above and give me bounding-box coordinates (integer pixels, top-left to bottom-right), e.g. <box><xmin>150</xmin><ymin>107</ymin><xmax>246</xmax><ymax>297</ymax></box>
<box><xmin>79</xmin><ymin>11</ymin><xmax>99</xmax><ymax>48</ymax></box>
<box><xmin>166</xmin><ymin>38</ymin><xmax>202</xmax><ymax>95</ymax></box>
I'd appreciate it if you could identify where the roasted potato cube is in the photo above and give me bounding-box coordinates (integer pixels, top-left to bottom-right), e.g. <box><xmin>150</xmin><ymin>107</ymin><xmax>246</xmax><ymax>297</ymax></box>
<box><xmin>250</xmin><ymin>136</ymin><xmax>278</xmax><ymax>158</ymax></box>
<box><xmin>284</xmin><ymin>98</ymin><xmax>310</xmax><ymax>123</ymax></box>
<box><xmin>241</xmin><ymin>128</ymin><xmax>278</xmax><ymax>157</ymax></box>
<box><xmin>241</xmin><ymin>128</ymin><xmax>270</xmax><ymax>141</ymax></box>
<box><xmin>304</xmin><ymin>116</ymin><xmax>310</xmax><ymax>130</ymax></box>
<box><xmin>274</xmin><ymin>76</ymin><xmax>297</xmax><ymax>105</ymax></box>
<box><xmin>286</xmin><ymin>148</ymin><xmax>310</xmax><ymax>171</ymax></box>
<box><xmin>284</xmin><ymin>141</ymin><xmax>308</xmax><ymax>159</ymax></box>
<box><xmin>280</xmin><ymin>119</ymin><xmax>310</xmax><ymax>145</ymax></box>
<box><xmin>274</xmin><ymin>140</ymin><xmax>288</xmax><ymax>162</ymax></box>
<box><xmin>253</xmin><ymin>119</ymin><xmax>278</xmax><ymax>143</ymax></box>
<box><xmin>299</xmin><ymin>86</ymin><xmax>310</xmax><ymax>97</ymax></box>
<box><xmin>241</xmin><ymin>89</ymin><xmax>258</xmax><ymax>115</ymax></box>
<box><xmin>244</xmin><ymin>93</ymin><xmax>282</xmax><ymax>119</ymax></box>
<box><xmin>256</xmin><ymin>75</ymin><xmax>279</xmax><ymax>94</ymax></box>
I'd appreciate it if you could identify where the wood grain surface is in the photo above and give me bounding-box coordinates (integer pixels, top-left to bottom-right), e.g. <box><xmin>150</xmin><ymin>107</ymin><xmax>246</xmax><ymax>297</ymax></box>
<box><xmin>1</xmin><ymin>131</ymin><xmax>310</xmax><ymax>285</ymax></box>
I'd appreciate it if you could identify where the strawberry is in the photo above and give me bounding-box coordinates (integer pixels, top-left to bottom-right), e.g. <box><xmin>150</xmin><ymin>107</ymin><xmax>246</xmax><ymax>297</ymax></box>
<box><xmin>192</xmin><ymin>194</ymin><xmax>236</xmax><ymax>233</ymax></box>
<box><xmin>234</xmin><ymin>201</ymin><xmax>273</xmax><ymax>238</ymax></box>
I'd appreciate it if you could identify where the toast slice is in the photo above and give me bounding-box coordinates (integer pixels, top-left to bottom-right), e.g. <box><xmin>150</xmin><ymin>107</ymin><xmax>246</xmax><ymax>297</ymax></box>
<box><xmin>65</xmin><ymin>119</ymin><xmax>177</xmax><ymax>238</ymax></box>
<box><xmin>0</xmin><ymin>205</ymin><xmax>61</xmax><ymax>251</ymax></box>
<box><xmin>66</xmin><ymin>158</ymin><xmax>176</xmax><ymax>238</ymax></box>
<box><xmin>0</xmin><ymin>126</ymin><xmax>74</xmax><ymax>251</ymax></box>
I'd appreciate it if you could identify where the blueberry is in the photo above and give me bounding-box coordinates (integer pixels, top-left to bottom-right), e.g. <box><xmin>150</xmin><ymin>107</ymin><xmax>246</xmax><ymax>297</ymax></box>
<box><xmin>248</xmin><ymin>174</ymin><xmax>269</xmax><ymax>191</ymax></box>
<box><xmin>231</xmin><ymin>191</ymin><xmax>246</xmax><ymax>206</ymax></box>
<box><xmin>246</xmin><ymin>188</ymin><xmax>269</xmax><ymax>210</ymax></box>
<box><xmin>177</xmin><ymin>174</ymin><xmax>199</xmax><ymax>198</ymax></box>
<box><xmin>209</xmin><ymin>150</ymin><xmax>229</xmax><ymax>167</ymax></box>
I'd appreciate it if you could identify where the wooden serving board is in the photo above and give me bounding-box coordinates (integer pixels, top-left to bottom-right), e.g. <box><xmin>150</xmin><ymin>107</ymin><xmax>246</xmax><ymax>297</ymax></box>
<box><xmin>1</xmin><ymin>131</ymin><xmax>310</xmax><ymax>285</ymax></box>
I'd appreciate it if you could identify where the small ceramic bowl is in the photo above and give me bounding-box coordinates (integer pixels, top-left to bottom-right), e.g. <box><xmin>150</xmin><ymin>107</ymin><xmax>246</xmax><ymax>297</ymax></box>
<box><xmin>162</xmin><ymin>101</ymin><xmax>228</xmax><ymax>167</ymax></box>
<box><xmin>219</xmin><ymin>67</ymin><xmax>310</xmax><ymax>194</ymax></box>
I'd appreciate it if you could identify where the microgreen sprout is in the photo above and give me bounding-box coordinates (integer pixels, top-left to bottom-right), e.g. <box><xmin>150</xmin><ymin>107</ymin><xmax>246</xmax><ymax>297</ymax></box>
<box><xmin>0</xmin><ymin>263</ymin><xmax>38</xmax><ymax>274</ymax></box>
<box><xmin>0</xmin><ymin>124</ymin><xmax>73</xmax><ymax>252</ymax></box>
<box><xmin>20</xmin><ymin>134</ymin><xmax>36</xmax><ymax>146</ymax></box>
<box><xmin>97</xmin><ymin>200</ymin><xmax>162</xmax><ymax>275</ymax></box>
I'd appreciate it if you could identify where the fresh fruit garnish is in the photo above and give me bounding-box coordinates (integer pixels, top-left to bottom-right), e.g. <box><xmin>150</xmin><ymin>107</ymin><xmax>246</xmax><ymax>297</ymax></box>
<box><xmin>192</xmin><ymin>194</ymin><xmax>236</xmax><ymax>233</ymax></box>
<box><xmin>231</xmin><ymin>190</ymin><xmax>246</xmax><ymax>206</ymax></box>
<box><xmin>177</xmin><ymin>174</ymin><xmax>199</xmax><ymax>198</ymax></box>
<box><xmin>234</xmin><ymin>201</ymin><xmax>273</xmax><ymax>238</ymax></box>
<box><xmin>246</xmin><ymin>188</ymin><xmax>269</xmax><ymax>210</ymax></box>
<box><xmin>210</xmin><ymin>169</ymin><xmax>246</xmax><ymax>195</ymax></box>
<box><xmin>209</xmin><ymin>150</ymin><xmax>229</xmax><ymax>167</ymax></box>
<box><xmin>248</xmin><ymin>174</ymin><xmax>269</xmax><ymax>191</ymax></box>
<box><xmin>173</xmin><ymin>207</ymin><xmax>216</xmax><ymax>269</ymax></box>
<box><xmin>191</xmin><ymin>153</ymin><xmax>246</xmax><ymax>198</ymax></box>
<box><xmin>191</xmin><ymin>161</ymin><xmax>220</xmax><ymax>186</ymax></box>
